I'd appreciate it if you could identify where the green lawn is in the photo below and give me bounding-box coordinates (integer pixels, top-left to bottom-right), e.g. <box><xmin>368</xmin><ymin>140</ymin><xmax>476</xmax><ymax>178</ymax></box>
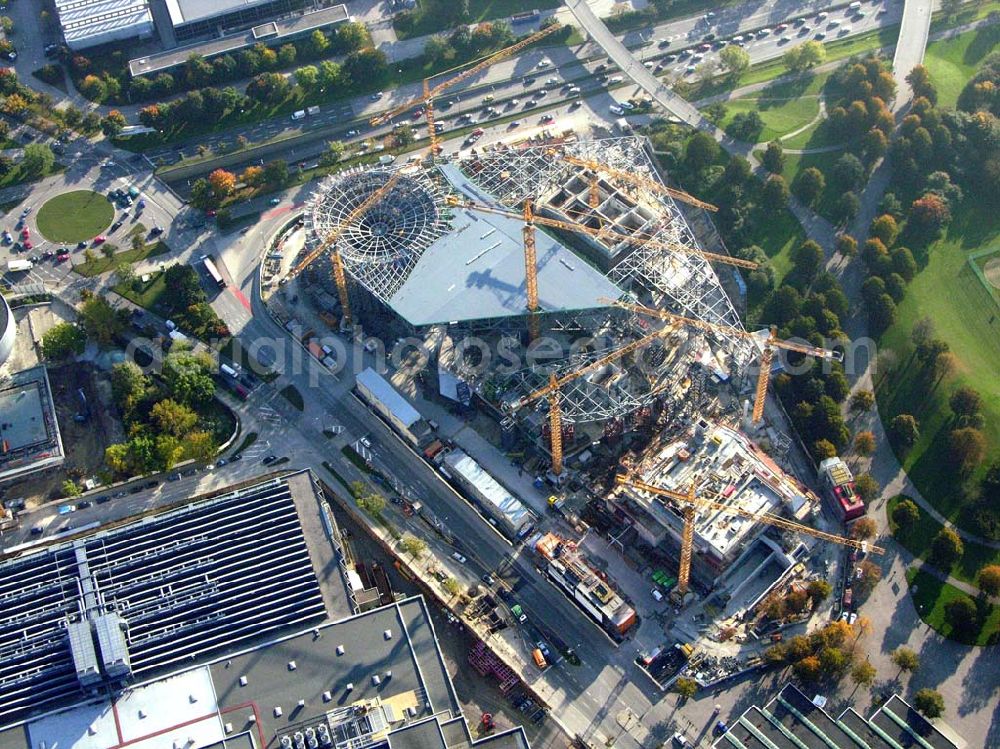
<box><xmin>36</xmin><ymin>190</ymin><xmax>113</xmax><ymax>243</ymax></box>
<box><xmin>74</xmin><ymin>239</ymin><xmax>169</xmax><ymax>277</ymax></box>
<box><xmin>114</xmin><ymin>269</ymin><xmax>168</xmax><ymax>310</ymax></box>
<box><xmin>905</xmin><ymin>568</ymin><xmax>1000</xmax><ymax>646</ymax></box>
<box><xmin>924</xmin><ymin>24</ymin><xmax>1000</xmax><ymax>109</ymax></box>
<box><xmin>887</xmin><ymin>496</ymin><xmax>1000</xmax><ymax>586</ymax></box>
<box><xmin>720</xmin><ymin>95</ymin><xmax>821</xmax><ymax>143</ymax></box>
<box><xmin>877</xmin><ymin>198</ymin><xmax>1000</xmax><ymax>532</ymax></box>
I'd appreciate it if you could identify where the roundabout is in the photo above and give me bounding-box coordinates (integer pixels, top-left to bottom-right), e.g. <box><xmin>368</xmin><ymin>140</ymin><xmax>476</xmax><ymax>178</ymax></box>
<box><xmin>35</xmin><ymin>190</ymin><xmax>114</xmax><ymax>244</ymax></box>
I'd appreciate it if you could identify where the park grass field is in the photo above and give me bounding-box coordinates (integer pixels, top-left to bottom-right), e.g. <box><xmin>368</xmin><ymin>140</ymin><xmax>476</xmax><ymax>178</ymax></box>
<box><xmin>720</xmin><ymin>95</ymin><xmax>822</xmax><ymax>143</ymax></box>
<box><xmin>924</xmin><ymin>24</ymin><xmax>1000</xmax><ymax>109</ymax></box>
<box><xmin>36</xmin><ymin>190</ymin><xmax>113</xmax><ymax>243</ymax></box>
<box><xmin>887</xmin><ymin>496</ymin><xmax>1000</xmax><ymax>586</ymax></box>
<box><xmin>905</xmin><ymin>567</ymin><xmax>1000</xmax><ymax>646</ymax></box>
<box><xmin>877</xmin><ymin>197</ymin><xmax>1000</xmax><ymax>531</ymax></box>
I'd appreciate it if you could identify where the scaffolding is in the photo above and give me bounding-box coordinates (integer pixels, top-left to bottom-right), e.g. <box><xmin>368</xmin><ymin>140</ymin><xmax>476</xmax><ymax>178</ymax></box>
<box><xmin>303</xmin><ymin>167</ymin><xmax>451</xmax><ymax>303</ymax></box>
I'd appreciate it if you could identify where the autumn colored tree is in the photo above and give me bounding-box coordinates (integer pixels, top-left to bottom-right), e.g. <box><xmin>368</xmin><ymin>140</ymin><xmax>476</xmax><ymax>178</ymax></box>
<box><xmin>947</xmin><ymin>427</ymin><xmax>986</xmax><ymax>475</ymax></box>
<box><xmin>930</xmin><ymin>527</ymin><xmax>964</xmax><ymax>568</ymax></box>
<box><xmin>208</xmin><ymin>168</ymin><xmax>237</xmax><ymax>197</ymax></box>
<box><xmin>854</xmin><ymin>431</ymin><xmax>876</xmax><ymax>457</ymax></box>
<box><xmin>851</xmin><ymin>516</ymin><xmax>877</xmax><ymax>540</ymax></box>
<box><xmin>240</xmin><ymin>165</ymin><xmax>264</xmax><ymax>186</ymax></box>
<box><xmin>977</xmin><ymin>565</ymin><xmax>1000</xmax><ymax>597</ymax></box>
<box><xmin>909</xmin><ymin>193</ymin><xmax>951</xmax><ymax>236</ymax></box>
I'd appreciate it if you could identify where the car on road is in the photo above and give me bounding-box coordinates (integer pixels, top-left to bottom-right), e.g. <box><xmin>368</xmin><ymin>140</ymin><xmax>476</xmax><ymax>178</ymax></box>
<box><xmin>671</xmin><ymin>733</ymin><xmax>689</xmax><ymax>747</ymax></box>
<box><xmin>21</xmin><ymin>207</ymin><xmax>31</xmax><ymax>217</ymax></box>
<box><xmin>481</xmin><ymin>573</ymin><xmax>495</xmax><ymax>586</ymax></box>
<box><xmin>510</xmin><ymin>604</ymin><xmax>527</xmax><ymax>623</ymax></box>
<box><xmin>537</xmin><ymin>58</ymin><xmax>551</xmax><ymax>68</ymax></box>
<box><xmin>77</xmin><ymin>500</ymin><xmax>92</xmax><ymax>509</ymax></box>
<box><xmin>230</xmin><ymin>453</ymin><xmax>242</xmax><ymax>462</ymax></box>
<box><xmin>620</xmin><ymin>101</ymin><xmax>635</xmax><ymax>110</ymax></box>
<box><xmin>608</xmin><ymin>75</ymin><xmax>623</xmax><ymax>84</ymax></box>
<box><xmin>150</xmin><ymin>226</ymin><xmax>164</xmax><ymax>235</ymax></box>
<box><xmin>110</xmin><ymin>221</ymin><xmax>122</xmax><ymax>232</ymax></box>
<box><xmin>269</xmin><ymin>197</ymin><xmax>281</xmax><ymax>205</ymax></box>
<box><xmin>657</xmin><ymin>39</ymin><xmax>670</xmax><ymax>48</ymax></box>
<box><xmin>23</xmin><ymin>240</ymin><xmax>32</xmax><ymax>250</ymax></box>
<box><xmin>346</xmin><ymin>129</ymin><xmax>359</xmax><ymax>137</ymax></box>
<box><xmin>56</xmin><ymin>250</ymin><xmax>70</xmax><ymax>262</ymax></box>
<box><xmin>42</xmin><ymin>249</ymin><xmax>54</xmax><ymax>259</ymax></box>
<box><xmin>144</xmin><ymin>480</ymin><xmax>158</xmax><ymax>489</ymax></box>
<box><xmin>30</xmin><ymin>526</ymin><xmax>44</xmax><ymax>536</ymax></box>
<box><xmin>540</xmin><ymin>114</ymin><xmax>555</xmax><ymax>124</ymax></box>
<box><xmin>451</xmin><ymin>551</ymin><xmax>467</xmax><ymax>564</ymax></box>
<box><xmin>814</xmin><ymin>31</ymin><xmax>826</xmax><ymax>39</ymax></box>
<box><xmin>95</xmin><ymin>495</ymin><xmax>110</xmax><ymax>504</ymax></box>
<box><xmin>610</xmin><ymin>104</ymin><xmax>625</xmax><ymax>115</ymax></box>
<box><xmin>20</xmin><ymin>228</ymin><xmax>29</xmax><ymax>240</ymax></box>
<box><xmin>93</xmin><ymin>236</ymin><xmax>106</xmax><ymax>244</ymax></box>
<box><xmin>509</xmin><ymin>121</ymin><xmax>521</xmax><ymax>128</ymax></box>
<box><xmin>262</xmin><ymin>454</ymin><xmax>278</xmax><ymax>465</ymax></box>
<box><xmin>27</xmin><ymin>254</ymin><xmax>39</xmax><ymax>263</ymax></box>
<box><xmin>371</xmin><ymin>91</ymin><xmax>384</xmax><ymax>100</ymax></box>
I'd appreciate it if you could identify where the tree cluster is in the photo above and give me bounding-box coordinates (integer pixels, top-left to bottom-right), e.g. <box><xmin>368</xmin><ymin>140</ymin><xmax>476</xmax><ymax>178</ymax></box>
<box><xmin>104</xmin><ymin>354</ymin><xmax>221</xmax><ymax>477</ymax></box>
<box><xmin>763</xmin><ymin>619</ymin><xmax>862</xmax><ymax>684</ymax></box>
<box><xmin>155</xmin><ymin>264</ymin><xmax>230</xmax><ymax>339</ymax></box>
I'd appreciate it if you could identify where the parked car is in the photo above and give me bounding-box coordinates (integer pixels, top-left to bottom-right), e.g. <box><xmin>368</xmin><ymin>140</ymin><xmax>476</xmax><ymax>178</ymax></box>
<box><xmin>93</xmin><ymin>236</ymin><xmax>106</xmax><ymax>244</ymax></box>
<box><xmin>451</xmin><ymin>551</ymin><xmax>467</xmax><ymax>564</ymax></box>
<box><xmin>262</xmin><ymin>454</ymin><xmax>278</xmax><ymax>465</ymax></box>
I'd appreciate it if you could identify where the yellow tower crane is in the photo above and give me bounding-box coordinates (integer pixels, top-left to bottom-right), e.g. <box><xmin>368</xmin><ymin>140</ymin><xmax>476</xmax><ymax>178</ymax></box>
<box><xmin>605</xmin><ymin>299</ymin><xmax>842</xmax><ymax>424</ymax></box>
<box><xmin>522</xmin><ymin>199</ymin><xmax>540</xmax><ymax>341</ymax></box>
<box><xmin>615</xmin><ymin>475</ymin><xmax>884</xmax><ymax>597</ymax></box>
<box><xmin>287</xmin><ymin>172</ymin><xmax>402</xmax><ymax>326</ymax></box>
<box><xmin>548</xmin><ymin>150</ymin><xmax>719</xmax><ymax>212</ymax></box>
<box><xmin>503</xmin><ymin>322</ymin><xmax>681</xmax><ymax>475</ymax></box>
<box><xmin>370</xmin><ymin>23</ymin><xmax>563</xmax><ymax>128</ymax></box>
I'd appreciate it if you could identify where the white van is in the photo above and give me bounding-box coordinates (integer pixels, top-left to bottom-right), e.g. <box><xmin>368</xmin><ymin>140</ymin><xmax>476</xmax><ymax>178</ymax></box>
<box><xmin>848</xmin><ymin>1</ymin><xmax>862</xmax><ymax>10</ymax></box>
<box><xmin>306</xmin><ymin>105</ymin><xmax>320</xmax><ymax>115</ymax></box>
<box><xmin>291</xmin><ymin>110</ymin><xmax>306</xmax><ymax>121</ymax></box>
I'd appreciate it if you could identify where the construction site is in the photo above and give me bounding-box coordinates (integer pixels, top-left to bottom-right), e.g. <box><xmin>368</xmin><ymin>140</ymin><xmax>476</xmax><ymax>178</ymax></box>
<box><xmin>261</xmin><ymin>24</ymin><xmax>883</xmax><ymax>701</ymax></box>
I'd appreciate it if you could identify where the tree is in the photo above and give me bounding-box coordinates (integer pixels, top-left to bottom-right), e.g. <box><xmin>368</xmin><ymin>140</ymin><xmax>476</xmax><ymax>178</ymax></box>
<box><xmin>833</xmin><ymin>153</ymin><xmax>865</xmax><ymax>191</ymax></box>
<box><xmin>278</xmin><ymin>43</ymin><xmax>297</xmax><ymax>67</ymax></box>
<box><xmin>906</xmin><ymin>65</ymin><xmax>938</xmax><ymax>105</ymax></box>
<box><xmin>163</xmin><ymin>351</ymin><xmax>216</xmax><ymax>406</ymax></box>
<box><xmin>337</xmin><ymin>21</ymin><xmax>372</xmax><ymax>52</ymax></box>
<box><xmin>945</xmin><ymin>595</ymin><xmax>980</xmax><ymax>637</ymax></box>
<box><xmin>947</xmin><ymin>428</ymin><xmax>986</xmax><ymax>475</ymax></box>
<box><xmin>891</xmin><ymin>646</ymin><xmax>919</xmax><ymax>673</ymax></box>
<box><xmin>101</xmin><ymin>109</ymin><xmax>127</xmax><ymax>136</ymax></box>
<box><xmin>319</xmin><ymin>139</ymin><xmax>345</xmax><ymax>167</ymax></box>
<box><xmin>673</xmin><ymin>677</ymin><xmax>698</xmax><ymax>699</ymax></box>
<box><xmin>241</xmin><ymin>165</ymin><xmax>264</xmax><ymax>186</ymax></box>
<box><xmin>851</xmin><ymin>660</ymin><xmax>877</xmax><ymax>688</ymax></box>
<box><xmin>42</xmin><ymin>322</ymin><xmax>86</xmax><ymax>361</ymax></box>
<box><xmin>761</xmin><ymin>174</ymin><xmax>790</xmax><ymax>211</ymax></box>
<box><xmin>151</xmin><ymin>399</ymin><xmax>199</xmax><ymax>437</ymax></box>
<box><xmin>890</xmin><ymin>414</ymin><xmax>920</xmax><ymax>450</ymax></box>
<box><xmin>949</xmin><ymin>387</ymin><xmax>983</xmax><ymax>425</ymax></box>
<box><xmin>399</xmin><ymin>533</ymin><xmax>426</xmax><ymax>558</ymax></box>
<box><xmin>356</xmin><ymin>490</ymin><xmax>386</xmax><ymax>517</ymax></box>
<box><xmin>184</xmin><ymin>430</ymin><xmax>217</xmax><ymax>462</ymax></box>
<box><xmin>793</xmin><ymin>655</ymin><xmax>822</xmax><ymax>682</ymax></box>
<box><xmin>784</xmin><ymin>41</ymin><xmax>826</xmax><ymax>72</ymax></box>
<box><xmin>727</xmin><ymin>111</ymin><xmax>764</xmax><ymax>141</ymax></box>
<box><xmin>793</xmin><ymin>239</ymin><xmax>825</xmax><ymax>281</ymax></box>
<box><xmin>101</xmin><ymin>243</ymin><xmax>115</xmax><ymax>260</ymax></box>
<box><xmin>855</xmin><ymin>473</ymin><xmax>881</xmax><ymax>502</ymax></box>
<box><xmin>394</xmin><ymin>124</ymin><xmax>415</xmax><ymax>147</ymax></box>
<box><xmin>763</xmin><ymin>140</ymin><xmax>785</xmax><ymax>174</ymax></box>
<box><xmin>812</xmin><ymin>439</ymin><xmax>838</xmax><ymax>461</ymax></box>
<box><xmin>685</xmin><ymin>131</ymin><xmax>720</xmax><ymax>172</ymax></box>
<box><xmin>800</xmin><ymin>577</ymin><xmax>830</xmax><ymax>603</ymax></box>
<box><xmin>833</xmin><ymin>191</ymin><xmax>860</xmax><ymax>223</ymax></box>
<box><xmin>208</xmin><ymin>168</ymin><xmax>236</xmax><ymax>197</ymax></box>
<box><xmin>263</xmin><ymin>160</ymin><xmax>289</xmax><ymax>186</ymax></box>
<box><xmin>342</xmin><ymin>47</ymin><xmax>388</xmax><ymax>87</ymax></box>
<box><xmin>21</xmin><ymin>143</ymin><xmax>55</xmax><ymax>176</ymax></box>
<box><xmin>909</xmin><ymin>193</ymin><xmax>951</xmax><ymax>236</ymax></box>
<box><xmin>719</xmin><ymin>45</ymin><xmax>750</xmax><ymax>79</ymax></box>
<box><xmin>246</xmin><ymin>72</ymin><xmax>290</xmax><ymax>104</ymax></box>
<box><xmin>870</xmin><ymin>214</ymin><xmax>899</xmax><ymax>247</ymax></box>
<box><xmin>793</xmin><ymin>166</ymin><xmax>826</xmax><ymax>206</ymax></box>
<box><xmin>296</xmin><ymin>65</ymin><xmax>320</xmax><ymax>91</ymax></box>
<box><xmin>892</xmin><ymin>498</ymin><xmax>920</xmax><ymax>532</ymax></box>
<box><xmin>442</xmin><ymin>577</ymin><xmax>461</xmax><ymax>597</ymax></box>
<box><xmin>855</xmin><ymin>560</ymin><xmax>882</xmax><ymax>598</ymax></box>
<box><xmin>931</xmin><ymin>527</ymin><xmax>964</xmax><ymax>568</ymax></box>
<box><xmin>850</xmin><ymin>390</ymin><xmax>875</xmax><ymax>412</ymax></box>
<box><xmin>307</xmin><ymin>29</ymin><xmax>330</xmax><ymax>57</ymax></box>
<box><xmin>851</xmin><ymin>516</ymin><xmax>878</xmax><ymax>540</ymax></box>
<box><xmin>913</xmin><ymin>688</ymin><xmax>945</xmax><ymax>718</ymax></box>
<box><xmin>836</xmin><ymin>234</ymin><xmax>858</xmax><ymax>258</ymax></box>
<box><xmin>977</xmin><ymin>565</ymin><xmax>1000</xmax><ymax>597</ymax></box>
<box><xmin>111</xmin><ymin>361</ymin><xmax>148</xmax><ymax>412</ymax></box>
<box><xmin>80</xmin><ymin>295</ymin><xmax>125</xmax><ymax>346</ymax></box>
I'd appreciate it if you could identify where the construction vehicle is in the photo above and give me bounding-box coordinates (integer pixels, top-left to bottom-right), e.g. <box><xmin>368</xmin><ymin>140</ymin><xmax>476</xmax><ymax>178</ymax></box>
<box><xmin>605</xmin><ymin>299</ymin><xmax>842</xmax><ymax>424</ymax></box>
<box><xmin>286</xmin><ymin>172</ymin><xmax>402</xmax><ymax>326</ymax></box>
<box><xmin>502</xmin><ymin>320</ymin><xmax>682</xmax><ymax>476</ymax></box>
<box><xmin>547</xmin><ymin>150</ymin><xmax>718</xmax><ymax>213</ymax></box>
<box><xmin>614</xmin><ymin>474</ymin><xmax>884</xmax><ymax>599</ymax></box>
